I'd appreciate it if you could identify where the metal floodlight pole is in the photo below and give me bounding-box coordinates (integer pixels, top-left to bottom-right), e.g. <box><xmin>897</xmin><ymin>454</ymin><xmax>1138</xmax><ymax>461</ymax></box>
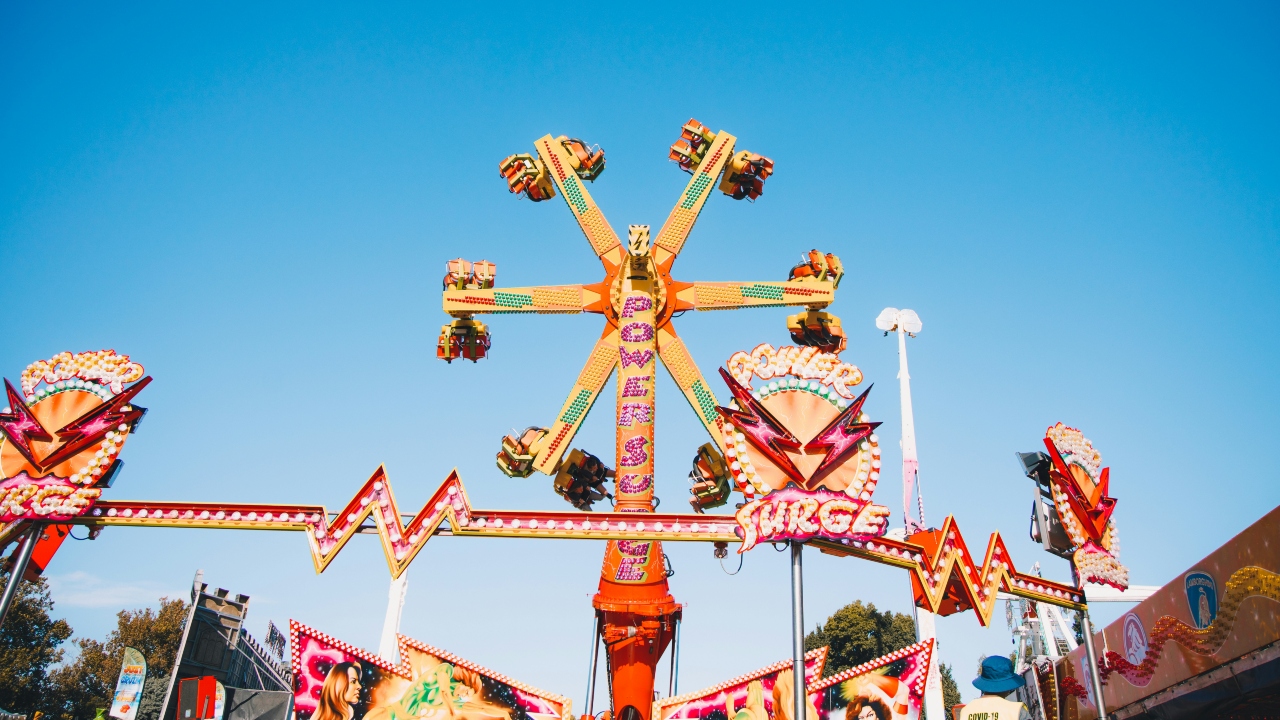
<box><xmin>790</xmin><ymin>541</ymin><xmax>805</xmax><ymax>720</ymax></box>
<box><xmin>667</xmin><ymin>612</ymin><xmax>680</xmax><ymax>698</ymax></box>
<box><xmin>877</xmin><ymin>308</ymin><xmax>944</xmax><ymax>720</ymax></box>
<box><xmin>0</xmin><ymin>523</ymin><xmax>42</xmax><ymax>630</ymax></box>
<box><xmin>586</xmin><ymin>613</ymin><xmax>601</xmax><ymax>715</ymax></box>
<box><xmin>1080</xmin><ymin>608</ymin><xmax>1108</xmax><ymax>720</ymax></box>
<box><xmin>671</xmin><ymin>613</ymin><xmax>682</xmax><ymax>697</ymax></box>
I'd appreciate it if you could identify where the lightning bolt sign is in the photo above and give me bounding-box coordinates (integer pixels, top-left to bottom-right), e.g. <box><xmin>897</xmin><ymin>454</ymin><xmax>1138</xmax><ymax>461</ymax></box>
<box><xmin>716</xmin><ymin>368</ymin><xmax>805</xmax><ymax>482</ymax></box>
<box><xmin>808</xmin><ymin>385</ymin><xmax>879</xmax><ymax>481</ymax></box>
<box><xmin>1043</xmin><ymin>436</ymin><xmax>1116</xmax><ymax>540</ymax></box>
<box><xmin>0</xmin><ymin>376</ymin><xmax>150</xmax><ymax>473</ymax></box>
<box><xmin>52</xmin><ymin>470</ymin><xmax>1089</xmax><ymax>618</ymax></box>
<box><xmin>0</xmin><ymin>379</ymin><xmax>52</xmax><ymax>469</ymax></box>
<box><xmin>38</xmin><ymin>377</ymin><xmax>151</xmax><ymax>471</ymax></box>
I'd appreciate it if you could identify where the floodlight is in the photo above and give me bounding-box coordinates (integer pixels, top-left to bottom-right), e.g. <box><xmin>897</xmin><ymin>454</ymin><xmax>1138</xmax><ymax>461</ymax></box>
<box><xmin>1016</xmin><ymin>451</ymin><xmax>1052</xmax><ymax>488</ymax></box>
<box><xmin>1029</xmin><ymin>497</ymin><xmax>1075</xmax><ymax>558</ymax></box>
<box><xmin>875</xmin><ymin>307</ymin><xmax>900</xmax><ymax>331</ymax></box>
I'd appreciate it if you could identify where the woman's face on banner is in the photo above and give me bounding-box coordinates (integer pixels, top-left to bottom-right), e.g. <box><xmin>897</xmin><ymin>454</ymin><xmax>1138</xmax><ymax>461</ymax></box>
<box><xmin>344</xmin><ymin>667</ymin><xmax>363</xmax><ymax>703</ymax></box>
<box><xmin>854</xmin><ymin>707</ymin><xmax>878</xmax><ymax>720</ymax></box>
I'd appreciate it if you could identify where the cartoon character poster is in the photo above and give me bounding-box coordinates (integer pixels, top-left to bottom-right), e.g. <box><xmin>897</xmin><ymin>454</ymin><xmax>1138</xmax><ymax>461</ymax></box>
<box><xmin>290</xmin><ymin>621</ymin><xmax>571</xmax><ymax>720</ymax></box>
<box><xmin>806</xmin><ymin>640</ymin><xmax>933</xmax><ymax>720</ymax></box>
<box><xmin>654</xmin><ymin>648</ymin><xmax>828</xmax><ymax>720</ymax></box>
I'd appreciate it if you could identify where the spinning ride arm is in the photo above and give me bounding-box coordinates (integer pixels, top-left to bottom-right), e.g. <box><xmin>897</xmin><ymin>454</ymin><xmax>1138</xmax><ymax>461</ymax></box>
<box><xmin>652</xmin><ymin>129</ymin><xmax>738</xmax><ymax>262</ymax></box>
<box><xmin>656</xmin><ymin>328</ymin><xmax>726</xmax><ymax>450</ymax></box>
<box><xmin>443</xmin><ymin>284</ymin><xmax>599</xmax><ymax>316</ymax></box>
<box><xmin>531</xmin><ymin>135</ymin><xmax>624</xmax><ymax>261</ymax></box>
<box><xmin>530</xmin><ymin>330</ymin><xmax>620</xmax><ymax>475</ymax></box>
<box><xmin>676</xmin><ymin>279</ymin><xmax>837</xmax><ymax>311</ymax></box>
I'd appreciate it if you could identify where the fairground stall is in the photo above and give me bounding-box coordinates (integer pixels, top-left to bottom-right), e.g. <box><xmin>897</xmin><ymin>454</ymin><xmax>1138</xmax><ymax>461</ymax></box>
<box><xmin>1047</xmin><ymin>506</ymin><xmax>1280</xmax><ymax>719</ymax></box>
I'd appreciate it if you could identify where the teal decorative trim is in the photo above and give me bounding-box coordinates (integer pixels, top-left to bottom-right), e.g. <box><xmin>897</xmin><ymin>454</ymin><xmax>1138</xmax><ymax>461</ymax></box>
<box><xmin>680</xmin><ymin>174</ymin><xmax>713</xmax><ymax>210</ymax></box>
<box><xmin>691</xmin><ymin>380</ymin><xmax>718</xmax><ymax>422</ymax></box>
<box><xmin>559</xmin><ymin>389</ymin><xmax>594</xmax><ymax>425</ymax></box>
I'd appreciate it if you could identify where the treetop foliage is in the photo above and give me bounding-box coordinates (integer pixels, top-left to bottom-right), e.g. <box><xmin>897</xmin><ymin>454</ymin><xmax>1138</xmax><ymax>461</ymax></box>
<box><xmin>803</xmin><ymin>600</ymin><xmax>961</xmax><ymax>716</ymax></box>
<box><xmin>803</xmin><ymin>600</ymin><xmax>917</xmax><ymax>676</ymax></box>
<box><xmin>0</xmin><ymin>570</ymin><xmax>72</xmax><ymax>711</ymax></box>
<box><xmin>0</xmin><ymin>568</ymin><xmax>187</xmax><ymax>720</ymax></box>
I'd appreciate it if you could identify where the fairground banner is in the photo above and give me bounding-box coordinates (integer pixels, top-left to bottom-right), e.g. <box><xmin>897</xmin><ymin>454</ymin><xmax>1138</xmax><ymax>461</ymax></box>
<box><xmin>108</xmin><ymin>646</ymin><xmax>147</xmax><ymax>720</ymax></box>
<box><xmin>289</xmin><ymin>621</ymin><xmax>571</xmax><ymax>720</ymax></box>
<box><xmin>653</xmin><ymin>648</ymin><xmax>828</xmax><ymax>720</ymax></box>
<box><xmin>807</xmin><ymin>640</ymin><xmax>933</xmax><ymax>720</ymax></box>
<box><xmin>1056</xmin><ymin>505</ymin><xmax>1280</xmax><ymax>716</ymax></box>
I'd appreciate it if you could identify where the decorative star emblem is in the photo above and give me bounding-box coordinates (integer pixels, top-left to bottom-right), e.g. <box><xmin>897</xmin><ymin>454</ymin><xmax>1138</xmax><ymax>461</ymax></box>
<box><xmin>0</xmin><ymin>376</ymin><xmax>150</xmax><ymax>473</ymax></box>
<box><xmin>0</xmin><ymin>379</ymin><xmax>53</xmax><ymax>465</ymax></box>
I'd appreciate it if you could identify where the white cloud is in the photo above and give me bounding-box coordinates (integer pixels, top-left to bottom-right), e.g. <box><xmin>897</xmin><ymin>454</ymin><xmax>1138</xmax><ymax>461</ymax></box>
<box><xmin>46</xmin><ymin>571</ymin><xmax>187</xmax><ymax>609</ymax></box>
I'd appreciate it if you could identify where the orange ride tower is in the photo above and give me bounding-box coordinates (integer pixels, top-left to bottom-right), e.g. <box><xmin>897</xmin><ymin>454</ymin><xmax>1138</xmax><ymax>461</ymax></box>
<box><xmin>594</xmin><ymin>227</ymin><xmax>681</xmax><ymax>720</ymax></box>
<box><xmin>448</xmin><ymin>125</ymin><xmax>813</xmax><ymax>720</ymax></box>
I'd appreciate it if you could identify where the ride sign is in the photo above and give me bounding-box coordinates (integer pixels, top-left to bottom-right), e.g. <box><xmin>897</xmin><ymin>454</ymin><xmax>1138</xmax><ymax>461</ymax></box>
<box><xmin>735</xmin><ymin>485</ymin><xmax>888</xmax><ymax>552</ymax></box>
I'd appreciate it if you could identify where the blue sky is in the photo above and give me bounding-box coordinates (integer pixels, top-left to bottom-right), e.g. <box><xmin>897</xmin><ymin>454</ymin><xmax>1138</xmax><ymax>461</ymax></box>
<box><xmin>2</xmin><ymin>1</ymin><xmax>1277</xmax><ymax>705</ymax></box>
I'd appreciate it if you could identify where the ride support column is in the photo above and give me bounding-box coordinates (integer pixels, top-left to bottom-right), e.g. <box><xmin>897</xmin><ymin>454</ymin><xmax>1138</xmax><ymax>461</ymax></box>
<box><xmin>594</xmin><ymin>226</ymin><xmax>679</xmax><ymax>720</ymax></box>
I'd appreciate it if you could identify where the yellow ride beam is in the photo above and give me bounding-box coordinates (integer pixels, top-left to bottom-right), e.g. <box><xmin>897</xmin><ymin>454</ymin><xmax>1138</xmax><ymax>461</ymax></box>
<box><xmin>534</xmin><ymin>135</ymin><xmax>624</xmax><ymax>264</ymax></box>
<box><xmin>442</xmin><ymin>285</ymin><xmax>598</xmax><ymax>316</ymax></box>
<box><xmin>532</xmin><ymin>330</ymin><xmax>620</xmax><ymax>474</ymax></box>
<box><xmin>678</xmin><ymin>279</ymin><xmax>836</xmax><ymax>311</ymax></box>
<box><xmin>657</xmin><ymin>329</ymin><xmax>725</xmax><ymax>450</ymax></box>
<box><xmin>652</xmin><ymin>131</ymin><xmax>737</xmax><ymax>263</ymax></box>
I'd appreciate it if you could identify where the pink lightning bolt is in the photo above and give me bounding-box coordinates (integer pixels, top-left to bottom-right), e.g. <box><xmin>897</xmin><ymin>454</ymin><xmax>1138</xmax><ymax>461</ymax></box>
<box><xmin>37</xmin><ymin>376</ymin><xmax>151</xmax><ymax>471</ymax></box>
<box><xmin>716</xmin><ymin>368</ymin><xmax>806</xmax><ymax>483</ymax></box>
<box><xmin>0</xmin><ymin>379</ymin><xmax>53</xmax><ymax>469</ymax></box>
<box><xmin>808</xmin><ymin>385</ymin><xmax>880</xmax><ymax>483</ymax></box>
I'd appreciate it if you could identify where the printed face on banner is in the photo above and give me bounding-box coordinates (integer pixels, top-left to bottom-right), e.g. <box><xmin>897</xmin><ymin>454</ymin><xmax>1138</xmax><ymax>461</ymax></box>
<box><xmin>292</xmin><ymin>623</ymin><xmax>569</xmax><ymax>720</ymax></box>
<box><xmin>806</xmin><ymin>641</ymin><xmax>933</xmax><ymax>720</ymax></box>
<box><xmin>655</xmin><ymin>649</ymin><xmax>828</xmax><ymax>720</ymax></box>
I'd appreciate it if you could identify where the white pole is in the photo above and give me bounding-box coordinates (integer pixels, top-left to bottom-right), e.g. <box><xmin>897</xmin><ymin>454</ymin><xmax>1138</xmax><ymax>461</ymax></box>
<box><xmin>378</xmin><ymin>574</ymin><xmax>409</xmax><ymax>662</ymax></box>
<box><xmin>884</xmin><ymin>310</ymin><xmax>945</xmax><ymax>720</ymax></box>
<box><xmin>896</xmin><ymin>326</ymin><xmax>921</xmax><ymax>536</ymax></box>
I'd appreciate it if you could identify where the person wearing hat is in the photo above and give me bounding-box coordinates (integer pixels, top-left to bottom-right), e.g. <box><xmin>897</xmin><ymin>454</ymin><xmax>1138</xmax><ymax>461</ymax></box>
<box><xmin>960</xmin><ymin>656</ymin><xmax>1031</xmax><ymax>720</ymax></box>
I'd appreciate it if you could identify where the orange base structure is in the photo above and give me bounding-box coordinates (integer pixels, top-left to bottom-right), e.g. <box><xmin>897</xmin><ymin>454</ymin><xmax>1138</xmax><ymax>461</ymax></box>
<box><xmin>594</xmin><ymin>539</ymin><xmax>681</xmax><ymax>720</ymax></box>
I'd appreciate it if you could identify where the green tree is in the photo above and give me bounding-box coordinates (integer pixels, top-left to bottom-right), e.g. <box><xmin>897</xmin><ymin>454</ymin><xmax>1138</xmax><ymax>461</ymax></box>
<box><xmin>49</xmin><ymin>597</ymin><xmax>187</xmax><ymax>720</ymax></box>
<box><xmin>803</xmin><ymin>600</ymin><xmax>917</xmax><ymax>676</ymax></box>
<box><xmin>0</xmin><ymin>570</ymin><xmax>73</xmax><ymax>713</ymax></box>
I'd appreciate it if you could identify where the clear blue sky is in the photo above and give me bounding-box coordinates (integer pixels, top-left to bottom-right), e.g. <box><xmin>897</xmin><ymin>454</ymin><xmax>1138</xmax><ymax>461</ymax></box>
<box><xmin>2</xmin><ymin>1</ymin><xmax>1277</xmax><ymax>704</ymax></box>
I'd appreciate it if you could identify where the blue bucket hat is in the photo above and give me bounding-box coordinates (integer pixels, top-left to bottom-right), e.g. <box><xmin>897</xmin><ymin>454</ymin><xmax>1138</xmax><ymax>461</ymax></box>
<box><xmin>972</xmin><ymin>656</ymin><xmax>1026</xmax><ymax>694</ymax></box>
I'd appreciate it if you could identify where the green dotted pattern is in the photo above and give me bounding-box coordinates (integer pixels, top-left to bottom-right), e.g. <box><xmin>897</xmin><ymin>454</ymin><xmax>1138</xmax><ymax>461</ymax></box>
<box><xmin>559</xmin><ymin>389</ymin><xmax>594</xmax><ymax>425</ymax></box>
<box><xmin>691</xmin><ymin>380</ymin><xmax>718</xmax><ymax>422</ymax></box>
<box><xmin>562</xmin><ymin>176</ymin><xmax>590</xmax><ymax>215</ymax></box>
<box><xmin>680</xmin><ymin>174</ymin><xmax>714</xmax><ymax>210</ymax></box>
<box><xmin>493</xmin><ymin>291</ymin><xmax>533</xmax><ymax>308</ymax></box>
<box><xmin>755</xmin><ymin>378</ymin><xmax>848</xmax><ymax>409</ymax></box>
<box><xmin>741</xmin><ymin>284</ymin><xmax>785</xmax><ymax>301</ymax></box>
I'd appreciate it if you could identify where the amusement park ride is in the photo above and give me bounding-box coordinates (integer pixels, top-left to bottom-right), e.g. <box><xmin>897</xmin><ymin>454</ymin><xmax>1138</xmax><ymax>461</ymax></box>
<box><xmin>0</xmin><ymin>120</ymin><xmax>1141</xmax><ymax>720</ymax></box>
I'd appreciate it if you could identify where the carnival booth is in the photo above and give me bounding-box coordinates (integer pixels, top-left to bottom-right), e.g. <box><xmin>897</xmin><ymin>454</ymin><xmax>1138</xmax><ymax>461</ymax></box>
<box><xmin>1052</xmin><ymin>506</ymin><xmax>1280</xmax><ymax>719</ymax></box>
